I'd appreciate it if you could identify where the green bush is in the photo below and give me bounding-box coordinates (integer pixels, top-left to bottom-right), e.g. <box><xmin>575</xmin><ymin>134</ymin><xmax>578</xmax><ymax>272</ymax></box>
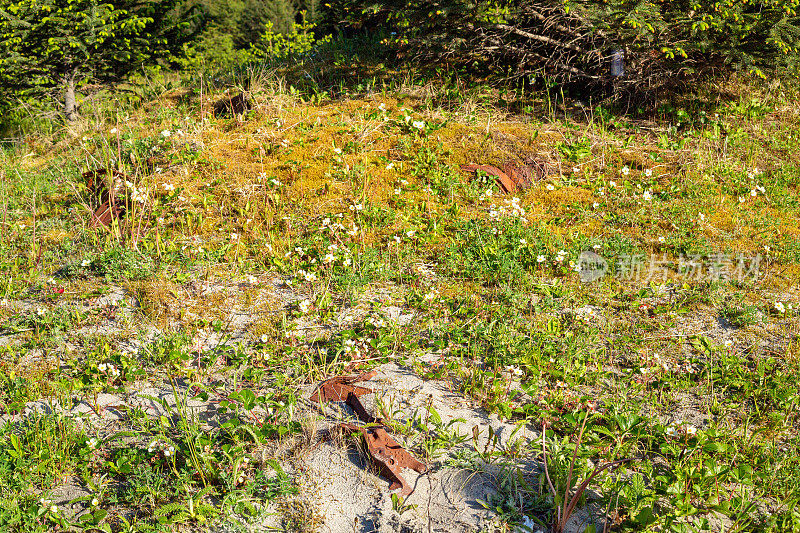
<box><xmin>329</xmin><ymin>0</ymin><xmax>800</xmax><ymax>95</ymax></box>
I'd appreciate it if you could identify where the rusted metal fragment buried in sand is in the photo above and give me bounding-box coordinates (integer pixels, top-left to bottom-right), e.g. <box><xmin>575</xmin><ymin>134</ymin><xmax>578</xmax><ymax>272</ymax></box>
<box><xmin>309</xmin><ymin>370</ymin><xmax>377</xmax><ymax>403</ymax></box>
<box><xmin>343</xmin><ymin>391</ymin><xmax>427</xmax><ymax>496</ymax></box>
<box><xmin>312</xmin><ymin>372</ymin><xmax>427</xmax><ymax>496</ymax></box>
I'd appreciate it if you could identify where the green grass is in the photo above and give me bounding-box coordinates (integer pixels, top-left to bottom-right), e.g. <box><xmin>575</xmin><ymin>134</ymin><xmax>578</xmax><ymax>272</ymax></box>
<box><xmin>0</xmin><ymin>70</ymin><xmax>798</xmax><ymax>532</ymax></box>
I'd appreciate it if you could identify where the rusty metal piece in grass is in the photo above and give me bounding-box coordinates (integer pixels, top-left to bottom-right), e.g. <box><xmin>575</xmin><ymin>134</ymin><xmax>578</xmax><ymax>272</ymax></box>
<box><xmin>462</xmin><ymin>159</ymin><xmax>546</xmax><ymax>193</ymax></box>
<box><xmin>309</xmin><ymin>370</ymin><xmax>377</xmax><ymax>403</ymax></box>
<box><xmin>461</xmin><ymin>163</ymin><xmax>517</xmax><ymax>193</ymax></box>
<box><xmin>83</xmin><ymin>168</ymin><xmax>128</xmax><ymax>228</ymax></box>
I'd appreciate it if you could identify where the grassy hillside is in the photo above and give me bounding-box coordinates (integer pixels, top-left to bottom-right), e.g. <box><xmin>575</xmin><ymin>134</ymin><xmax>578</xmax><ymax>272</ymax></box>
<box><xmin>1</xmin><ymin>72</ymin><xmax>799</xmax><ymax>532</ymax></box>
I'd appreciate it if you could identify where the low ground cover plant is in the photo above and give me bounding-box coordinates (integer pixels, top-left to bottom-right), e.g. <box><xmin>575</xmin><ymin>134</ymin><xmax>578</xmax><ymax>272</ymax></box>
<box><xmin>0</xmin><ymin>69</ymin><xmax>798</xmax><ymax>532</ymax></box>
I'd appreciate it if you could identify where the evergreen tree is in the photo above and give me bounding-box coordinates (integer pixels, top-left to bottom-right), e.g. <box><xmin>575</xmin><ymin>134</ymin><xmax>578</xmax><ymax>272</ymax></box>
<box><xmin>264</xmin><ymin>0</ymin><xmax>297</xmax><ymax>35</ymax></box>
<box><xmin>0</xmin><ymin>0</ymin><xmax>202</xmax><ymax>120</ymax></box>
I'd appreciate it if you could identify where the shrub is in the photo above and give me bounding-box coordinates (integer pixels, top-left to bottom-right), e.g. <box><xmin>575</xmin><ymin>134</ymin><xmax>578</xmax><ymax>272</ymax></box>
<box><xmin>329</xmin><ymin>0</ymin><xmax>800</xmax><ymax>96</ymax></box>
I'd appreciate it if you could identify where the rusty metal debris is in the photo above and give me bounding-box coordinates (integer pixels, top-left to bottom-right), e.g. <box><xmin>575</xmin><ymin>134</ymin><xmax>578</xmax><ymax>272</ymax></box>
<box><xmin>309</xmin><ymin>370</ymin><xmax>377</xmax><ymax>403</ymax></box>
<box><xmin>461</xmin><ymin>158</ymin><xmax>546</xmax><ymax>193</ymax></box>
<box><xmin>311</xmin><ymin>373</ymin><xmax>427</xmax><ymax>496</ymax></box>
<box><xmin>83</xmin><ymin>168</ymin><xmax>128</xmax><ymax>228</ymax></box>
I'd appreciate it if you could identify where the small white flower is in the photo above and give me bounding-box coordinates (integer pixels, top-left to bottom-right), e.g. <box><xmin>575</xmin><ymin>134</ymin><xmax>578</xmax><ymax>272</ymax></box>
<box><xmin>666</xmin><ymin>425</ymin><xmax>678</xmax><ymax>437</ymax></box>
<box><xmin>343</xmin><ymin>257</ymin><xmax>352</xmax><ymax>266</ymax></box>
<box><xmin>109</xmin><ymin>128</ymin><xmax>118</xmax><ymax>134</ymax></box>
<box><xmin>299</xmin><ymin>299</ymin><xmax>312</xmax><ymax>314</ymax></box>
<box><xmin>378</xmin><ymin>103</ymin><xmax>386</xmax><ymax>111</ymax></box>
<box><xmin>406</xmin><ymin>230</ymin><xmax>415</xmax><ymax>238</ymax></box>
<box><xmin>738</xmin><ymin>196</ymin><xmax>746</xmax><ymax>203</ymax></box>
<box><xmin>592</xmin><ymin>244</ymin><xmax>601</xmax><ymax>251</ymax></box>
<box><xmin>88</xmin><ymin>437</ymin><xmax>98</xmax><ymax>449</ymax></box>
<box><xmin>699</xmin><ymin>213</ymin><xmax>706</xmax><ymax>221</ymax></box>
<box><xmin>609</xmin><ymin>181</ymin><xmax>617</xmax><ymax>188</ymax></box>
<box><xmin>592</xmin><ymin>202</ymin><xmax>600</xmax><ymax>209</ymax></box>
<box><xmin>303</xmin><ymin>271</ymin><xmax>317</xmax><ymax>282</ymax></box>
<box><xmin>91</xmin><ymin>497</ymin><xmax>99</xmax><ymax>506</ymax></box>
<box><xmin>750</xmin><ymin>189</ymin><xmax>758</xmax><ymax>197</ymax></box>
<box><xmin>546</xmin><ymin>184</ymin><xmax>555</xmax><ymax>191</ymax></box>
<box><xmin>333</xmin><ymin>148</ymin><xmax>342</xmax><ymax>154</ymax></box>
<box><xmin>163</xmin><ymin>183</ymin><xmax>175</xmax><ymax>191</ymax></box>
<box><xmin>658</xmin><ymin>236</ymin><xmax>665</xmax><ymax>244</ymax></box>
<box><xmin>393</xmin><ymin>235</ymin><xmax>401</xmax><ymax>244</ymax></box>
<box><xmin>684</xmin><ymin>424</ymin><xmax>697</xmax><ymax>436</ymax></box>
<box><xmin>161</xmin><ymin>130</ymin><xmax>171</xmax><ymax>138</ymax></box>
<box><xmin>519</xmin><ymin>238</ymin><xmax>527</xmax><ymax>245</ymax></box>
<box><xmin>645</xmin><ymin>168</ymin><xmax>653</xmax><ymax>177</ymax></box>
<box><xmin>412</xmin><ymin>120</ymin><xmax>425</xmax><ymax>130</ymax></box>
<box><xmin>386</xmin><ymin>162</ymin><xmax>395</xmax><ymax>170</ymax></box>
<box><xmin>323</xmin><ymin>253</ymin><xmax>336</xmax><ymax>264</ymax></box>
<box><xmin>394</xmin><ymin>188</ymin><xmax>401</xmax><ymax>195</ymax></box>
<box><xmin>50</xmin><ymin>505</ymin><xmax>58</xmax><ymax>514</ymax></box>
<box><xmin>230</xmin><ymin>233</ymin><xmax>239</xmax><ymax>241</ymax></box>
<box><xmin>621</xmin><ymin>166</ymin><xmax>630</xmax><ymax>176</ymax></box>
<box><xmin>775</xmin><ymin>302</ymin><xmax>786</xmax><ymax>314</ymax></box>
<box><xmin>36</xmin><ymin>307</ymin><xmax>46</xmax><ymax>317</ymax></box>
<box><xmin>642</xmin><ymin>190</ymin><xmax>653</xmax><ymax>201</ymax></box>
<box><xmin>81</xmin><ymin>259</ymin><xmax>91</xmax><ymax>267</ymax></box>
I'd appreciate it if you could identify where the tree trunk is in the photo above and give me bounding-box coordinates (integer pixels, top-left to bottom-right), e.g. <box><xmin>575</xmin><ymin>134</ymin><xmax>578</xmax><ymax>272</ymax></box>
<box><xmin>64</xmin><ymin>75</ymin><xmax>77</xmax><ymax>121</ymax></box>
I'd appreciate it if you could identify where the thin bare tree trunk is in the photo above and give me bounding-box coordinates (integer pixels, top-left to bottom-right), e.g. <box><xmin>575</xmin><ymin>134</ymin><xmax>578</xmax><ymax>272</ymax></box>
<box><xmin>64</xmin><ymin>74</ymin><xmax>77</xmax><ymax>121</ymax></box>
